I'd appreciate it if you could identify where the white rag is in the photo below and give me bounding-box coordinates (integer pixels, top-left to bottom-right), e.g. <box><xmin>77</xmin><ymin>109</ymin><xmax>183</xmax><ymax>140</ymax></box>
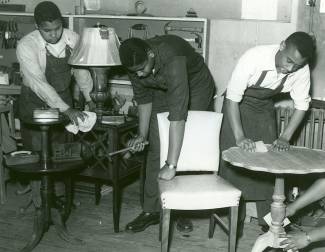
<box><xmin>65</xmin><ymin>111</ymin><xmax>97</xmax><ymax>134</ymax></box>
<box><xmin>255</xmin><ymin>140</ymin><xmax>268</xmax><ymax>152</ymax></box>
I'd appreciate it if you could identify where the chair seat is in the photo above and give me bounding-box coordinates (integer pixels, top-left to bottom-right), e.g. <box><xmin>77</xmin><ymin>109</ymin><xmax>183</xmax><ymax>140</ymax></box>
<box><xmin>159</xmin><ymin>174</ymin><xmax>241</xmax><ymax>210</ymax></box>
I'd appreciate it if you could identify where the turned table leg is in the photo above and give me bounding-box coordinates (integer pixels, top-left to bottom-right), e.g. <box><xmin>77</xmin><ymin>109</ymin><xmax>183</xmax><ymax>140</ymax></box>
<box><xmin>252</xmin><ymin>176</ymin><xmax>288</xmax><ymax>252</ymax></box>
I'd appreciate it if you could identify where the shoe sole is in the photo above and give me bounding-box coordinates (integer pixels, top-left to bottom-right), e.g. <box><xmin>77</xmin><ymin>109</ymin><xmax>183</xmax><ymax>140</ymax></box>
<box><xmin>125</xmin><ymin>219</ymin><xmax>160</xmax><ymax>233</ymax></box>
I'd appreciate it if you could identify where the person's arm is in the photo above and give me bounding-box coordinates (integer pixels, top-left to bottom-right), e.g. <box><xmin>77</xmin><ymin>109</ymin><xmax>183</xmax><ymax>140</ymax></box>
<box><xmin>307</xmin><ymin>226</ymin><xmax>325</xmax><ymax>246</ymax></box>
<box><xmin>158</xmin><ymin>120</ymin><xmax>185</xmax><ymax>180</ymax></box>
<box><xmin>17</xmin><ymin>36</ymin><xmax>86</xmax><ymax>125</ymax></box>
<box><xmin>280</xmin><ymin>225</ymin><xmax>325</xmax><ymax>251</ymax></box>
<box><xmin>138</xmin><ymin>102</ymin><xmax>152</xmax><ymax>139</ymax></box>
<box><xmin>286</xmin><ymin>178</ymin><xmax>325</xmax><ymax>217</ymax></box>
<box><xmin>272</xmin><ymin>109</ymin><xmax>306</xmax><ymax>151</ymax></box>
<box><xmin>167</xmin><ymin>120</ymin><xmax>185</xmax><ymax>165</ymax></box>
<box><xmin>127</xmin><ymin>103</ymin><xmax>152</xmax><ymax>151</ymax></box>
<box><xmin>72</xmin><ymin>68</ymin><xmax>94</xmax><ymax>107</ymax></box>
<box><xmin>127</xmin><ymin>72</ymin><xmax>154</xmax><ymax>151</ymax></box>
<box><xmin>69</xmin><ymin>30</ymin><xmax>94</xmax><ymax>111</ymax></box>
<box><xmin>158</xmin><ymin>56</ymin><xmax>188</xmax><ymax>180</ymax></box>
<box><xmin>225</xmin><ymin>47</ymin><xmax>260</xmax><ymax>152</ymax></box>
<box><xmin>282</xmin><ymin>178</ymin><xmax>325</xmax><ymax>251</ymax></box>
<box><xmin>274</xmin><ymin>65</ymin><xmax>311</xmax><ymax>151</ymax></box>
<box><xmin>226</xmin><ymin>99</ymin><xmax>256</xmax><ymax>152</ymax></box>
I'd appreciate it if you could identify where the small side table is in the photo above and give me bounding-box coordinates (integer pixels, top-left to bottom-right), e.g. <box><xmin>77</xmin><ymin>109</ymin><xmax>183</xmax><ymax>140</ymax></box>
<box><xmin>7</xmin><ymin>118</ymin><xmax>84</xmax><ymax>252</ymax></box>
<box><xmin>77</xmin><ymin>117</ymin><xmax>144</xmax><ymax>232</ymax></box>
<box><xmin>222</xmin><ymin>146</ymin><xmax>325</xmax><ymax>252</ymax></box>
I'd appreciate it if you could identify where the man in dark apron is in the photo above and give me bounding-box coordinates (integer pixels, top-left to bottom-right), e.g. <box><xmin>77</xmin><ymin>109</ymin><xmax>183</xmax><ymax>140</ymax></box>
<box><xmin>15</xmin><ymin>1</ymin><xmax>93</xmax><ymax>206</ymax></box>
<box><xmin>219</xmin><ymin>32</ymin><xmax>315</xmax><ymax>236</ymax></box>
<box><xmin>118</xmin><ymin>35</ymin><xmax>215</xmax><ymax>233</ymax></box>
<box><xmin>16</xmin><ymin>1</ymin><xmax>93</xmax><ymax>151</ymax></box>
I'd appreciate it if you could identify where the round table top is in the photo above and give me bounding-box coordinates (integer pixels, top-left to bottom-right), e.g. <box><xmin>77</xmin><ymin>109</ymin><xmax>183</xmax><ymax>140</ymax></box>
<box><xmin>7</xmin><ymin>160</ymin><xmax>84</xmax><ymax>174</ymax></box>
<box><xmin>222</xmin><ymin>145</ymin><xmax>325</xmax><ymax>175</ymax></box>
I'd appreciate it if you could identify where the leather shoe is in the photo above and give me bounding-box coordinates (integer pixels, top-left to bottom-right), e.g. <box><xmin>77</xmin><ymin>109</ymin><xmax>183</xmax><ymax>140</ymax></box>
<box><xmin>176</xmin><ymin>217</ymin><xmax>193</xmax><ymax>233</ymax></box>
<box><xmin>125</xmin><ymin>212</ymin><xmax>160</xmax><ymax>233</ymax></box>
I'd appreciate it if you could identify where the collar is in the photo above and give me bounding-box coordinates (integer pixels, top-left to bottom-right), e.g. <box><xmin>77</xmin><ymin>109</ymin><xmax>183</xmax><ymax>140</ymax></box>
<box><xmin>36</xmin><ymin>29</ymin><xmax>69</xmax><ymax>57</ymax></box>
<box><xmin>264</xmin><ymin>45</ymin><xmax>280</xmax><ymax>72</ymax></box>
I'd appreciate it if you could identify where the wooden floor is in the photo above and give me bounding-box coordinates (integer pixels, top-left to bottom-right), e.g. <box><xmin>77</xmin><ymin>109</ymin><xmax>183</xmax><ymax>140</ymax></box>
<box><xmin>0</xmin><ymin>180</ymin><xmax>324</xmax><ymax>252</ymax></box>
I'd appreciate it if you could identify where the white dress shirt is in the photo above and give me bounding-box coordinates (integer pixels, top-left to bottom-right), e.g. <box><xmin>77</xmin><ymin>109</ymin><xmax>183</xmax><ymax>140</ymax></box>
<box><xmin>226</xmin><ymin>45</ymin><xmax>311</xmax><ymax>111</ymax></box>
<box><xmin>16</xmin><ymin>28</ymin><xmax>93</xmax><ymax>112</ymax></box>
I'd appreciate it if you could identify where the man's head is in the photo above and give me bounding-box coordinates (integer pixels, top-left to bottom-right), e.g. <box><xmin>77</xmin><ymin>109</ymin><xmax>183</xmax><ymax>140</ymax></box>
<box><xmin>34</xmin><ymin>1</ymin><xmax>63</xmax><ymax>44</ymax></box>
<box><xmin>119</xmin><ymin>38</ymin><xmax>155</xmax><ymax>78</ymax></box>
<box><xmin>275</xmin><ymin>31</ymin><xmax>315</xmax><ymax>74</ymax></box>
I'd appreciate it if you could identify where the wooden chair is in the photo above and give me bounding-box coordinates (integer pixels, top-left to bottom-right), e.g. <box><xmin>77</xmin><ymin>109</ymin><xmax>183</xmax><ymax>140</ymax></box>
<box><xmin>157</xmin><ymin>111</ymin><xmax>242</xmax><ymax>252</ymax></box>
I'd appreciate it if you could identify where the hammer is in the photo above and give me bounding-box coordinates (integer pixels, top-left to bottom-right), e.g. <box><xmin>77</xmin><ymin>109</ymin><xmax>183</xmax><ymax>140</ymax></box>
<box><xmin>108</xmin><ymin>141</ymin><xmax>149</xmax><ymax>157</ymax></box>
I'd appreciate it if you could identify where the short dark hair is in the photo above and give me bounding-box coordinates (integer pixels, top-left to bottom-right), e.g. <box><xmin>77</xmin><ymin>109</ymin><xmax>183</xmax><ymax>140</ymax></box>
<box><xmin>285</xmin><ymin>31</ymin><xmax>316</xmax><ymax>60</ymax></box>
<box><xmin>34</xmin><ymin>1</ymin><xmax>62</xmax><ymax>25</ymax></box>
<box><xmin>119</xmin><ymin>38</ymin><xmax>150</xmax><ymax>68</ymax></box>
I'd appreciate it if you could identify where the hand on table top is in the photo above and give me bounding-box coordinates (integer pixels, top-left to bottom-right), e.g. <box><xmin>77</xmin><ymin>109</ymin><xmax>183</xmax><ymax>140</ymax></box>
<box><xmin>236</xmin><ymin>137</ymin><xmax>256</xmax><ymax>152</ymax></box>
<box><xmin>271</xmin><ymin>137</ymin><xmax>290</xmax><ymax>151</ymax></box>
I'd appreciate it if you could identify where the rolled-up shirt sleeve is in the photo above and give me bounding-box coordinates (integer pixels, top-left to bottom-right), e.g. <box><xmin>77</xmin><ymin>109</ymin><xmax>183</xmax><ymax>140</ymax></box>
<box><xmin>164</xmin><ymin>56</ymin><xmax>189</xmax><ymax>121</ymax></box>
<box><xmin>68</xmin><ymin>31</ymin><xmax>93</xmax><ymax>103</ymax></box>
<box><xmin>129</xmin><ymin>74</ymin><xmax>153</xmax><ymax>105</ymax></box>
<box><xmin>226</xmin><ymin>49</ymin><xmax>256</xmax><ymax>102</ymax></box>
<box><xmin>289</xmin><ymin>66</ymin><xmax>311</xmax><ymax>111</ymax></box>
<box><xmin>16</xmin><ymin>40</ymin><xmax>70</xmax><ymax>112</ymax></box>
<box><xmin>72</xmin><ymin>68</ymin><xmax>93</xmax><ymax>102</ymax></box>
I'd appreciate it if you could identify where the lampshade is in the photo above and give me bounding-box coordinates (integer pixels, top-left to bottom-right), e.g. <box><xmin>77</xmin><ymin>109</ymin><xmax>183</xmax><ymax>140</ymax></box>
<box><xmin>69</xmin><ymin>26</ymin><xmax>121</xmax><ymax>66</ymax></box>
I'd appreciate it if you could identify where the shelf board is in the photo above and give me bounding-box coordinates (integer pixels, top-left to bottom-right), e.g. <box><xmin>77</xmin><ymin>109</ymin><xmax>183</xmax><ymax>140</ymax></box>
<box><xmin>72</xmin><ymin>14</ymin><xmax>207</xmax><ymax>22</ymax></box>
<box><xmin>0</xmin><ymin>11</ymin><xmax>32</xmax><ymax>16</ymax></box>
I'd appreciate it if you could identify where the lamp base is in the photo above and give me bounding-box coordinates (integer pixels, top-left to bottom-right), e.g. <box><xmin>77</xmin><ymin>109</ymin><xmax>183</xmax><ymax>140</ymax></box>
<box><xmin>89</xmin><ymin>67</ymin><xmax>112</xmax><ymax>118</ymax></box>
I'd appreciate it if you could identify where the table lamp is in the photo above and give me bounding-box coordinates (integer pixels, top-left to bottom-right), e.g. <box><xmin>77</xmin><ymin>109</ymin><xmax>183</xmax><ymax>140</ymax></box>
<box><xmin>68</xmin><ymin>24</ymin><xmax>121</xmax><ymax>117</ymax></box>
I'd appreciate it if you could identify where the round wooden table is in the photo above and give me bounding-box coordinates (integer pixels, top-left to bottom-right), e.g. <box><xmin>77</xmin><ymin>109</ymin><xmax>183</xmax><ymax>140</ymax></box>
<box><xmin>222</xmin><ymin>145</ymin><xmax>325</xmax><ymax>252</ymax></box>
<box><xmin>7</xmin><ymin>118</ymin><xmax>84</xmax><ymax>252</ymax></box>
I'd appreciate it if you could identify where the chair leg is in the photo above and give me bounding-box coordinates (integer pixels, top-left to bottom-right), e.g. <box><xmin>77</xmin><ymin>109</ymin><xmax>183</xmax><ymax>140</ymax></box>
<box><xmin>229</xmin><ymin>206</ymin><xmax>239</xmax><ymax>252</ymax></box>
<box><xmin>208</xmin><ymin>213</ymin><xmax>216</xmax><ymax>238</ymax></box>
<box><xmin>0</xmin><ymin>151</ymin><xmax>6</xmax><ymax>204</ymax></box>
<box><xmin>161</xmin><ymin>208</ymin><xmax>171</xmax><ymax>252</ymax></box>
